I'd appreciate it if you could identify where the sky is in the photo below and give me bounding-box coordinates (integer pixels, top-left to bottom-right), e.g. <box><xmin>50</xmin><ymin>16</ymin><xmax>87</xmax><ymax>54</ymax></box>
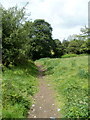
<box><xmin>0</xmin><ymin>0</ymin><xmax>89</xmax><ymax>41</ymax></box>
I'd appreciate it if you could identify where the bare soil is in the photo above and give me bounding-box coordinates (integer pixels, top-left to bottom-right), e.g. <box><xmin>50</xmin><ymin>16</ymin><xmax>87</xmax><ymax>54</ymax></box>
<box><xmin>28</xmin><ymin>64</ymin><xmax>60</xmax><ymax>118</ymax></box>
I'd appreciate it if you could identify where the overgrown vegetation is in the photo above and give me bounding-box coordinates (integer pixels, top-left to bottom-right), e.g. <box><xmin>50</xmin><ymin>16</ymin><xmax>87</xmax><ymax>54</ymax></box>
<box><xmin>2</xmin><ymin>61</ymin><xmax>38</xmax><ymax>118</ymax></box>
<box><xmin>37</xmin><ymin>55</ymin><xmax>89</xmax><ymax>118</ymax></box>
<box><xmin>1</xmin><ymin>4</ymin><xmax>89</xmax><ymax>119</ymax></box>
<box><xmin>2</xmin><ymin>5</ymin><xmax>89</xmax><ymax>67</ymax></box>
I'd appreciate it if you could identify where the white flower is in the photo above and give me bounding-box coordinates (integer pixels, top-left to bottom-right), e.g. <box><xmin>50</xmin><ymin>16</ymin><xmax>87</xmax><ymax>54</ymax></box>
<box><xmin>50</xmin><ymin>117</ymin><xmax>56</xmax><ymax>120</ymax></box>
<box><xmin>34</xmin><ymin>116</ymin><xmax>36</xmax><ymax>118</ymax></box>
<box><xmin>32</xmin><ymin>104</ymin><xmax>35</xmax><ymax>107</ymax></box>
<box><xmin>57</xmin><ymin>108</ymin><xmax>61</xmax><ymax>111</ymax></box>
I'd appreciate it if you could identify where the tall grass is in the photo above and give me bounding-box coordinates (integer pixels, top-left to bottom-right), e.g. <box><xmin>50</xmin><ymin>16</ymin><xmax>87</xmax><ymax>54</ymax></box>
<box><xmin>37</xmin><ymin>55</ymin><xmax>89</xmax><ymax>118</ymax></box>
<box><xmin>2</xmin><ymin>60</ymin><xmax>38</xmax><ymax>118</ymax></box>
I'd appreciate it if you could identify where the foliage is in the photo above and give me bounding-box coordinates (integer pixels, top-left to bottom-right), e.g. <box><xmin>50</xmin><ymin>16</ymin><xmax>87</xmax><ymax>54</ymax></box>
<box><xmin>62</xmin><ymin>27</ymin><xmax>88</xmax><ymax>55</ymax></box>
<box><xmin>37</xmin><ymin>55</ymin><xmax>89</xmax><ymax>118</ymax></box>
<box><xmin>62</xmin><ymin>40</ymin><xmax>69</xmax><ymax>54</ymax></box>
<box><xmin>27</xmin><ymin>19</ymin><xmax>57</xmax><ymax>60</ymax></box>
<box><xmin>2</xmin><ymin>5</ymin><xmax>89</xmax><ymax>66</ymax></box>
<box><xmin>2</xmin><ymin>4</ymin><xmax>89</xmax><ymax>119</ymax></box>
<box><xmin>2</xmin><ymin>60</ymin><xmax>38</xmax><ymax>118</ymax></box>
<box><xmin>53</xmin><ymin>39</ymin><xmax>64</xmax><ymax>57</ymax></box>
<box><xmin>2</xmin><ymin>6</ymin><xmax>30</xmax><ymax>66</ymax></box>
<box><xmin>61</xmin><ymin>54</ymin><xmax>77</xmax><ymax>58</ymax></box>
<box><xmin>2</xmin><ymin>5</ymin><xmax>64</xmax><ymax>65</ymax></box>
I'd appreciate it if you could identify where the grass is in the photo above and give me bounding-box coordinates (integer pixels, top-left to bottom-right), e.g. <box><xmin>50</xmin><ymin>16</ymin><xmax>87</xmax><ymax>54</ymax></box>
<box><xmin>37</xmin><ymin>55</ymin><xmax>89</xmax><ymax>118</ymax></box>
<box><xmin>61</xmin><ymin>53</ymin><xmax>78</xmax><ymax>58</ymax></box>
<box><xmin>2</xmin><ymin>60</ymin><xmax>38</xmax><ymax>118</ymax></box>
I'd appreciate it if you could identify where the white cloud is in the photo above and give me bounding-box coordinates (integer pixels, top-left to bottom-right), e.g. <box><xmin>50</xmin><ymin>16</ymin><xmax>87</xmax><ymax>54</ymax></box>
<box><xmin>0</xmin><ymin>0</ymin><xmax>88</xmax><ymax>41</ymax></box>
<box><xmin>28</xmin><ymin>0</ymin><xmax>88</xmax><ymax>40</ymax></box>
<box><xmin>52</xmin><ymin>25</ymin><xmax>83</xmax><ymax>40</ymax></box>
<box><xmin>0</xmin><ymin>0</ymin><xmax>28</xmax><ymax>9</ymax></box>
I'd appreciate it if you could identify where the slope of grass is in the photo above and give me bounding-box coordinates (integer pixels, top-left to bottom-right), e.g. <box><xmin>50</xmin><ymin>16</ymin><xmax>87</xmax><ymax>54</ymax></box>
<box><xmin>37</xmin><ymin>55</ymin><xmax>89</xmax><ymax>118</ymax></box>
<box><xmin>2</xmin><ymin>60</ymin><xmax>38</xmax><ymax>118</ymax></box>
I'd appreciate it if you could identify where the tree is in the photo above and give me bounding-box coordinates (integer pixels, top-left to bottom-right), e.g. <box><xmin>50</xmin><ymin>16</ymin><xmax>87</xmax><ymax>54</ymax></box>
<box><xmin>53</xmin><ymin>39</ymin><xmax>64</xmax><ymax>57</ymax></box>
<box><xmin>67</xmin><ymin>40</ymin><xmax>81</xmax><ymax>54</ymax></box>
<box><xmin>27</xmin><ymin>19</ymin><xmax>55</xmax><ymax>60</ymax></box>
<box><xmin>2</xmin><ymin>6</ymin><xmax>29</xmax><ymax>66</ymax></box>
<box><xmin>62</xmin><ymin>39</ymin><xmax>69</xmax><ymax>54</ymax></box>
<box><xmin>80</xmin><ymin>26</ymin><xmax>90</xmax><ymax>54</ymax></box>
<box><xmin>65</xmin><ymin>29</ymin><xmax>88</xmax><ymax>55</ymax></box>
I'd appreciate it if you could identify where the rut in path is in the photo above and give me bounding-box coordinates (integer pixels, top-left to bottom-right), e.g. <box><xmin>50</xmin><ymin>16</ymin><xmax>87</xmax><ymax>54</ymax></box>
<box><xmin>28</xmin><ymin>64</ymin><xmax>60</xmax><ymax>118</ymax></box>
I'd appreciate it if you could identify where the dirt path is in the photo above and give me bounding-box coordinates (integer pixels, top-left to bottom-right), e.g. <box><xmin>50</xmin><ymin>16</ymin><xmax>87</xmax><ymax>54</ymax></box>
<box><xmin>28</xmin><ymin>64</ymin><xmax>60</xmax><ymax>118</ymax></box>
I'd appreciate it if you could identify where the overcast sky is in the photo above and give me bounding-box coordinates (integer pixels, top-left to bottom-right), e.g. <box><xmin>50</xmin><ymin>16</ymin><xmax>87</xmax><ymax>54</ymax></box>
<box><xmin>0</xmin><ymin>0</ymin><xmax>89</xmax><ymax>41</ymax></box>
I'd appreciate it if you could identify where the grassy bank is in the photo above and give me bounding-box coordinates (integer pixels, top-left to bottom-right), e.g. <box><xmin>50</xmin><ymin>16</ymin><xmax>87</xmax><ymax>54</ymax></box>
<box><xmin>37</xmin><ymin>55</ymin><xmax>89</xmax><ymax>118</ymax></box>
<box><xmin>2</xmin><ymin>60</ymin><xmax>38</xmax><ymax>118</ymax></box>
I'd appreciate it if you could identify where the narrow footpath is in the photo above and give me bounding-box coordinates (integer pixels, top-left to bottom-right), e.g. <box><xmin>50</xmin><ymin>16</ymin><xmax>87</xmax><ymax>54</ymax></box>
<box><xmin>28</xmin><ymin>64</ymin><xmax>60</xmax><ymax>118</ymax></box>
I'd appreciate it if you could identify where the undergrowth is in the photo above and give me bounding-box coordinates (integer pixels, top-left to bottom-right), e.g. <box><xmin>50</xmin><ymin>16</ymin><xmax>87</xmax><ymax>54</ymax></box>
<box><xmin>2</xmin><ymin>60</ymin><xmax>38</xmax><ymax>118</ymax></box>
<box><xmin>37</xmin><ymin>55</ymin><xmax>89</xmax><ymax>118</ymax></box>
